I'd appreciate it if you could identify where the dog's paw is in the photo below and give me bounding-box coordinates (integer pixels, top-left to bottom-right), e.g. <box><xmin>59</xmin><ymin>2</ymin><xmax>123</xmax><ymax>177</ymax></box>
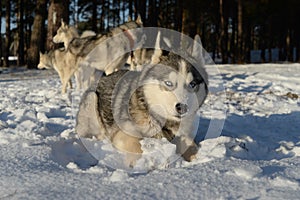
<box><xmin>174</xmin><ymin>136</ymin><xmax>199</xmax><ymax>162</ymax></box>
<box><xmin>182</xmin><ymin>144</ymin><xmax>199</xmax><ymax>162</ymax></box>
<box><xmin>124</xmin><ymin>153</ymin><xmax>142</xmax><ymax>168</ymax></box>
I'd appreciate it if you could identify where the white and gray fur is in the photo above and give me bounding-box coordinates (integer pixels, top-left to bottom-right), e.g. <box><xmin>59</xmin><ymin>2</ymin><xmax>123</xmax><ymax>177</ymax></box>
<box><xmin>76</xmin><ymin>32</ymin><xmax>208</xmax><ymax>162</ymax></box>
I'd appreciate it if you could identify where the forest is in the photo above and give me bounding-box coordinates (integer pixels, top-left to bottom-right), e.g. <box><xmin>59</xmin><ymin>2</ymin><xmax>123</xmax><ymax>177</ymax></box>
<box><xmin>0</xmin><ymin>0</ymin><xmax>300</xmax><ymax>68</ymax></box>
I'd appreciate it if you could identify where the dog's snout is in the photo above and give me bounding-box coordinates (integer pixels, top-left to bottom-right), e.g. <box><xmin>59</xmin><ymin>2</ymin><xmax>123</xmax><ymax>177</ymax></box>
<box><xmin>175</xmin><ymin>103</ymin><xmax>188</xmax><ymax>115</ymax></box>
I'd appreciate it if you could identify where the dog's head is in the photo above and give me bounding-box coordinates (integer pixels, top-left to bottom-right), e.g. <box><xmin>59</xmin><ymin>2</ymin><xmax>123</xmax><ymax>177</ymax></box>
<box><xmin>53</xmin><ymin>20</ymin><xmax>79</xmax><ymax>48</ymax></box>
<box><xmin>140</xmin><ymin>57</ymin><xmax>208</xmax><ymax>122</ymax></box>
<box><xmin>38</xmin><ymin>52</ymin><xmax>52</xmax><ymax>69</ymax></box>
<box><xmin>139</xmin><ymin>31</ymin><xmax>208</xmax><ymax>121</ymax></box>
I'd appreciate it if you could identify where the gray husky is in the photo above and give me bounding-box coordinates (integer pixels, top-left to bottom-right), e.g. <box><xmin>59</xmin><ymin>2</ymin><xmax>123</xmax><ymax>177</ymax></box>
<box><xmin>47</xmin><ymin>17</ymin><xmax>144</xmax><ymax>93</ymax></box>
<box><xmin>38</xmin><ymin>49</ymin><xmax>76</xmax><ymax>93</ymax></box>
<box><xmin>53</xmin><ymin>16</ymin><xmax>144</xmax><ymax>74</ymax></box>
<box><xmin>76</xmin><ymin>31</ymin><xmax>208</xmax><ymax>164</ymax></box>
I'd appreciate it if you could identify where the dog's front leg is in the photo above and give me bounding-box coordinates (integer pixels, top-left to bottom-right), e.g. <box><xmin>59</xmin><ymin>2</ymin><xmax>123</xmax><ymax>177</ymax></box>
<box><xmin>173</xmin><ymin>136</ymin><xmax>199</xmax><ymax>162</ymax></box>
<box><xmin>68</xmin><ymin>79</ymin><xmax>73</xmax><ymax>89</ymax></box>
<box><xmin>61</xmin><ymin>80</ymin><xmax>68</xmax><ymax>94</ymax></box>
<box><xmin>111</xmin><ymin>130</ymin><xmax>142</xmax><ymax>167</ymax></box>
<box><xmin>55</xmin><ymin>69</ymin><xmax>66</xmax><ymax>94</ymax></box>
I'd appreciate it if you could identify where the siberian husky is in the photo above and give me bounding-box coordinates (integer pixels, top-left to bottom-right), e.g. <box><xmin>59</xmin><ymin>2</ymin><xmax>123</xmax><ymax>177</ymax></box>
<box><xmin>38</xmin><ymin>48</ymin><xmax>98</xmax><ymax>94</ymax></box>
<box><xmin>53</xmin><ymin>20</ymin><xmax>81</xmax><ymax>50</ymax></box>
<box><xmin>52</xmin><ymin>20</ymin><xmax>98</xmax><ymax>91</ymax></box>
<box><xmin>38</xmin><ymin>49</ymin><xmax>76</xmax><ymax>94</ymax></box>
<box><xmin>45</xmin><ymin>17</ymin><xmax>144</xmax><ymax>93</ymax></box>
<box><xmin>76</xmin><ymin>32</ymin><xmax>208</xmax><ymax>165</ymax></box>
<box><xmin>53</xmin><ymin>16</ymin><xmax>144</xmax><ymax>74</ymax></box>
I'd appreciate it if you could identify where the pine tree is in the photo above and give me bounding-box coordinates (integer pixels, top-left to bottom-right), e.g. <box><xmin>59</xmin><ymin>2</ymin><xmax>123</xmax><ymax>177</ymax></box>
<box><xmin>27</xmin><ymin>0</ymin><xmax>47</xmax><ymax>68</ymax></box>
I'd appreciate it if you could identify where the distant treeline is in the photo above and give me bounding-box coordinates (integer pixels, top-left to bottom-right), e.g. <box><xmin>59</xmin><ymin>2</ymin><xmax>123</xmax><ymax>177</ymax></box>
<box><xmin>0</xmin><ymin>0</ymin><xmax>300</xmax><ymax>68</ymax></box>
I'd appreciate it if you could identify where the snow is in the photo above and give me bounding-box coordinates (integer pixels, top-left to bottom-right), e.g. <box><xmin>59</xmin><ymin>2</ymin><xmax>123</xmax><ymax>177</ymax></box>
<box><xmin>0</xmin><ymin>64</ymin><xmax>300</xmax><ymax>199</ymax></box>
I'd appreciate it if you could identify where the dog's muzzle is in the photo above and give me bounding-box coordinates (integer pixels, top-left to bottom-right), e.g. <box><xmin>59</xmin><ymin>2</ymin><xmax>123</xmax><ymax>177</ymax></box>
<box><xmin>175</xmin><ymin>103</ymin><xmax>188</xmax><ymax>115</ymax></box>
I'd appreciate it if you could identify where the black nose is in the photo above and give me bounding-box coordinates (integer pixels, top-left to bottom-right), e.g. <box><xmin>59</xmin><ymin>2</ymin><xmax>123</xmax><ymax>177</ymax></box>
<box><xmin>175</xmin><ymin>103</ymin><xmax>188</xmax><ymax>115</ymax></box>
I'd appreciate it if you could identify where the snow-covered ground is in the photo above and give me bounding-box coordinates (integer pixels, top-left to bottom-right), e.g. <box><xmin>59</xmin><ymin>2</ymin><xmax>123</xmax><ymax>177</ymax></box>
<box><xmin>0</xmin><ymin>63</ymin><xmax>299</xmax><ymax>199</ymax></box>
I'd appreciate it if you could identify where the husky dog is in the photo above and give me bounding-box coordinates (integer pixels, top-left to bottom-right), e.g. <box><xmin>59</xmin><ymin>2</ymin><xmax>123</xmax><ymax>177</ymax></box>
<box><xmin>76</xmin><ymin>32</ymin><xmax>208</xmax><ymax>164</ymax></box>
<box><xmin>39</xmin><ymin>21</ymin><xmax>97</xmax><ymax>93</ymax></box>
<box><xmin>66</xmin><ymin>15</ymin><xmax>144</xmax><ymax>75</ymax></box>
<box><xmin>50</xmin><ymin>17</ymin><xmax>144</xmax><ymax>92</ymax></box>
<box><xmin>53</xmin><ymin>20</ymin><xmax>80</xmax><ymax>50</ymax></box>
<box><xmin>38</xmin><ymin>49</ymin><xmax>76</xmax><ymax>93</ymax></box>
<box><xmin>38</xmin><ymin>49</ymin><xmax>98</xmax><ymax>93</ymax></box>
<box><xmin>53</xmin><ymin>16</ymin><xmax>144</xmax><ymax>74</ymax></box>
<box><xmin>52</xmin><ymin>20</ymin><xmax>98</xmax><ymax>91</ymax></box>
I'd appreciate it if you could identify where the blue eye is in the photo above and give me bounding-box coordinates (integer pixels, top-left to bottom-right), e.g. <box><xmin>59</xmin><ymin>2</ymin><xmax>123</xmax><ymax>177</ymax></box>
<box><xmin>164</xmin><ymin>81</ymin><xmax>173</xmax><ymax>87</ymax></box>
<box><xmin>188</xmin><ymin>81</ymin><xmax>198</xmax><ymax>89</ymax></box>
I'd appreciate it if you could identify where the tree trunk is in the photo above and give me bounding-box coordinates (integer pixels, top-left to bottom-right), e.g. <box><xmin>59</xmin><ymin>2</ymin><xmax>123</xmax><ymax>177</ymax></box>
<box><xmin>0</xmin><ymin>0</ymin><xmax>2</xmax><ymax>66</ymax></box>
<box><xmin>27</xmin><ymin>0</ymin><xmax>47</xmax><ymax>69</ymax></box>
<box><xmin>268</xmin><ymin>48</ymin><xmax>272</xmax><ymax>62</ymax></box>
<box><xmin>219</xmin><ymin>0</ymin><xmax>229</xmax><ymax>64</ymax></box>
<box><xmin>174</xmin><ymin>0</ymin><xmax>182</xmax><ymax>32</ymax></box>
<box><xmin>133</xmin><ymin>0</ymin><xmax>138</xmax><ymax>19</ymax></box>
<box><xmin>147</xmin><ymin>0</ymin><xmax>158</xmax><ymax>27</ymax></box>
<box><xmin>237</xmin><ymin>0</ymin><xmax>243</xmax><ymax>63</ymax></box>
<box><xmin>4</xmin><ymin>0</ymin><xmax>11</xmax><ymax>68</ymax></box>
<box><xmin>260</xmin><ymin>39</ymin><xmax>266</xmax><ymax>63</ymax></box>
<box><xmin>46</xmin><ymin>0</ymin><xmax>69</xmax><ymax>51</ymax></box>
<box><xmin>244</xmin><ymin>19</ymin><xmax>251</xmax><ymax>63</ymax></box>
<box><xmin>92</xmin><ymin>0</ymin><xmax>98</xmax><ymax>32</ymax></box>
<box><xmin>99</xmin><ymin>0</ymin><xmax>105</xmax><ymax>31</ymax></box>
<box><xmin>18</xmin><ymin>0</ymin><xmax>25</xmax><ymax>66</ymax></box>
<box><xmin>128</xmin><ymin>0</ymin><xmax>133</xmax><ymax>19</ymax></box>
<box><xmin>295</xmin><ymin>28</ymin><xmax>300</xmax><ymax>62</ymax></box>
<box><xmin>230</xmin><ymin>16</ymin><xmax>236</xmax><ymax>64</ymax></box>
<box><xmin>286</xmin><ymin>29</ymin><xmax>293</xmax><ymax>62</ymax></box>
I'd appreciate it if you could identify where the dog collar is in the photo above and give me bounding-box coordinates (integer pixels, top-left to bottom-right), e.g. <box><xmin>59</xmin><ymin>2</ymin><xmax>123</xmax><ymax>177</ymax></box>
<box><xmin>123</xmin><ymin>30</ymin><xmax>135</xmax><ymax>50</ymax></box>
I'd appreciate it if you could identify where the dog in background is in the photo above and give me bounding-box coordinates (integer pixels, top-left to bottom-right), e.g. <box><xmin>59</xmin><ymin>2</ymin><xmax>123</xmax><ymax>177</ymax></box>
<box><xmin>51</xmin><ymin>16</ymin><xmax>144</xmax><ymax>92</ymax></box>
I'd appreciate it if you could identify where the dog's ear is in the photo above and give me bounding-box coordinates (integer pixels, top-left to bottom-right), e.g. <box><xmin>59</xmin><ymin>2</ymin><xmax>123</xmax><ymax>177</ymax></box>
<box><xmin>39</xmin><ymin>52</ymin><xmax>44</xmax><ymax>57</ymax></box>
<box><xmin>151</xmin><ymin>31</ymin><xmax>162</xmax><ymax>64</ymax></box>
<box><xmin>135</xmin><ymin>14</ymin><xmax>143</xmax><ymax>25</ymax></box>
<box><xmin>192</xmin><ymin>34</ymin><xmax>205</xmax><ymax>66</ymax></box>
<box><xmin>60</xmin><ymin>18</ymin><xmax>68</xmax><ymax>29</ymax></box>
<box><xmin>192</xmin><ymin>35</ymin><xmax>202</xmax><ymax>57</ymax></box>
<box><xmin>61</xmin><ymin>19</ymin><xmax>65</xmax><ymax>27</ymax></box>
